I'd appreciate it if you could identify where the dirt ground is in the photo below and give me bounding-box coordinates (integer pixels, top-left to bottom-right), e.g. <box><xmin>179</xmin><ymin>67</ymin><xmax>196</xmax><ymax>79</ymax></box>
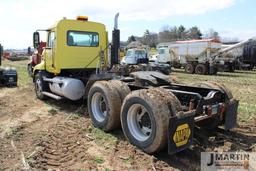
<box><xmin>0</xmin><ymin>60</ymin><xmax>256</xmax><ymax>170</ymax></box>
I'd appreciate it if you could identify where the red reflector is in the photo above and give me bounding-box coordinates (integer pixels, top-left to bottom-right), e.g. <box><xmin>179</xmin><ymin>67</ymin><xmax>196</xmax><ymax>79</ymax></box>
<box><xmin>207</xmin><ymin>106</ymin><xmax>212</xmax><ymax>116</ymax></box>
<box><xmin>220</xmin><ymin>103</ymin><xmax>225</xmax><ymax>114</ymax></box>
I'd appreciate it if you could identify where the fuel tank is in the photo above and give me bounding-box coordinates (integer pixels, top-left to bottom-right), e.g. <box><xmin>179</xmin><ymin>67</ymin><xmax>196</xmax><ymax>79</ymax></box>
<box><xmin>49</xmin><ymin>77</ymin><xmax>85</xmax><ymax>100</ymax></box>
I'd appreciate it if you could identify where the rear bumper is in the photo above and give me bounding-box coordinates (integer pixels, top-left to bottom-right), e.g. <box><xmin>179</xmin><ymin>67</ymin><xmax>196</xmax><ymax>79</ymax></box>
<box><xmin>167</xmin><ymin>99</ymin><xmax>239</xmax><ymax>155</ymax></box>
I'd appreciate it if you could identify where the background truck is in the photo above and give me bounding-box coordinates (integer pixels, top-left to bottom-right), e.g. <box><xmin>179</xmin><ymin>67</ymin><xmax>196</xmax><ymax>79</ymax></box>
<box><xmin>27</xmin><ymin>41</ymin><xmax>46</xmax><ymax>76</ymax></box>
<box><xmin>0</xmin><ymin>44</ymin><xmax>18</xmax><ymax>87</ymax></box>
<box><xmin>156</xmin><ymin>38</ymin><xmax>256</xmax><ymax>75</ymax></box>
<box><xmin>120</xmin><ymin>42</ymin><xmax>170</xmax><ymax>75</ymax></box>
<box><xmin>31</xmin><ymin>14</ymin><xmax>239</xmax><ymax>155</ymax></box>
<box><xmin>121</xmin><ymin>48</ymin><xmax>148</xmax><ymax>65</ymax></box>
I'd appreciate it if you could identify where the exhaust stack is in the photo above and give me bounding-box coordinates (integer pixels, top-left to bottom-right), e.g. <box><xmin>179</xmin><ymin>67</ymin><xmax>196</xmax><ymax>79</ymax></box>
<box><xmin>110</xmin><ymin>13</ymin><xmax>120</xmax><ymax>66</ymax></box>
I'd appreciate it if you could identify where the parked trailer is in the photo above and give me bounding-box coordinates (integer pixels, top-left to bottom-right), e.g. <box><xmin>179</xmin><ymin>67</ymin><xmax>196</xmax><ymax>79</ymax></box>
<box><xmin>213</xmin><ymin>37</ymin><xmax>256</xmax><ymax>71</ymax></box>
<box><xmin>157</xmin><ymin>38</ymin><xmax>256</xmax><ymax>74</ymax></box>
<box><xmin>224</xmin><ymin>39</ymin><xmax>256</xmax><ymax>70</ymax></box>
<box><xmin>241</xmin><ymin>40</ymin><xmax>256</xmax><ymax>69</ymax></box>
<box><xmin>31</xmin><ymin>14</ymin><xmax>239</xmax><ymax>155</ymax></box>
<box><xmin>157</xmin><ymin>39</ymin><xmax>224</xmax><ymax>75</ymax></box>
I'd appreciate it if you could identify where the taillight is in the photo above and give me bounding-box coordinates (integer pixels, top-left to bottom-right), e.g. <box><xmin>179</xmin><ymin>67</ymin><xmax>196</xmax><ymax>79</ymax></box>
<box><xmin>207</xmin><ymin>106</ymin><xmax>212</xmax><ymax>116</ymax></box>
<box><xmin>220</xmin><ymin>103</ymin><xmax>226</xmax><ymax>115</ymax></box>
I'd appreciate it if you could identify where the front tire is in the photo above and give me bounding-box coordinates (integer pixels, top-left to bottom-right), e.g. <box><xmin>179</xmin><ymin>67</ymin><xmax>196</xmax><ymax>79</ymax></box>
<box><xmin>34</xmin><ymin>71</ymin><xmax>48</xmax><ymax>100</ymax></box>
<box><xmin>121</xmin><ymin>88</ymin><xmax>182</xmax><ymax>154</ymax></box>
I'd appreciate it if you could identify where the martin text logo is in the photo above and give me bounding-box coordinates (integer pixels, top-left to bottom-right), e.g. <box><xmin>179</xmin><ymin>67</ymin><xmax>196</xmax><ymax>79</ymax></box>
<box><xmin>201</xmin><ymin>152</ymin><xmax>256</xmax><ymax>171</ymax></box>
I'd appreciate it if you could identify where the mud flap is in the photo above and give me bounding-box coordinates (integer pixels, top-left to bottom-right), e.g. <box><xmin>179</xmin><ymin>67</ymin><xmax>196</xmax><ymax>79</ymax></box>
<box><xmin>224</xmin><ymin>99</ymin><xmax>239</xmax><ymax>130</ymax></box>
<box><xmin>168</xmin><ymin>111</ymin><xmax>195</xmax><ymax>155</ymax></box>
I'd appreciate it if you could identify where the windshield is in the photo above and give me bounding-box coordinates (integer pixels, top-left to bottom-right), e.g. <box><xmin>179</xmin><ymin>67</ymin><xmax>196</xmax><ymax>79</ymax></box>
<box><xmin>126</xmin><ymin>50</ymin><xmax>133</xmax><ymax>58</ymax></box>
<box><xmin>158</xmin><ymin>48</ymin><xmax>167</xmax><ymax>54</ymax></box>
<box><xmin>135</xmin><ymin>50</ymin><xmax>146</xmax><ymax>58</ymax></box>
<box><xmin>126</xmin><ymin>49</ymin><xmax>146</xmax><ymax>58</ymax></box>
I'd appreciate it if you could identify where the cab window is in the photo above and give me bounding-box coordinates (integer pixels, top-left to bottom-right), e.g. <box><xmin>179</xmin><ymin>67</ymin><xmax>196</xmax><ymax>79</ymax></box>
<box><xmin>48</xmin><ymin>32</ymin><xmax>55</xmax><ymax>48</ymax></box>
<box><xmin>67</xmin><ymin>31</ymin><xmax>99</xmax><ymax>47</ymax></box>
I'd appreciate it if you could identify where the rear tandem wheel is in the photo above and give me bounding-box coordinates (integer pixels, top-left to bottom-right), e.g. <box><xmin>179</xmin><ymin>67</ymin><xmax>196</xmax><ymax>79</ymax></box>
<box><xmin>120</xmin><ymin>88</ymin><xmax>182</xmax><ymax>154</ymax></box>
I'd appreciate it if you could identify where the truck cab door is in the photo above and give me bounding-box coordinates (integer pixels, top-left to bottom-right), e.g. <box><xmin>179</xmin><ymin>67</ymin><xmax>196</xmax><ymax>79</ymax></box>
<box><xmin>44</xmin><ymin>31</ymin><xmax>56</xmax><ymax>72</ymax></box>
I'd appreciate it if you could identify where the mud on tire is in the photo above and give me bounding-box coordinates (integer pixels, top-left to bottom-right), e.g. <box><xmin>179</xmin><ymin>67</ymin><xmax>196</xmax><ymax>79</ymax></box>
<box><xmin>88</xmin><ymin>81</ymin><xmax>122</xmax><ymax>132</ymax></box>
<box><xmin>120</xmin><ymin>88</ymin><xmax>182</xmax><ymax>154</ymax></box>
<box><xmin>108</xmin><ymin>80</ymin><xmax>131</xmax><ymax>102</ymax></box>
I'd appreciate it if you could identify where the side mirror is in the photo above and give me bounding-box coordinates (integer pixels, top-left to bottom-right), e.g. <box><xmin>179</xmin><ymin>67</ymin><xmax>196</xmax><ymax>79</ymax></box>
<box><xmin>33</xmin><ymin>32</ymin><xmax>40</xmax><ymax>48</ymax></box>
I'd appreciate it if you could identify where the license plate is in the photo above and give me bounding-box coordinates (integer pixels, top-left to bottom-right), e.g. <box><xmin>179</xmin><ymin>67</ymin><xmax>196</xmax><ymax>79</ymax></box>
<box><xmin>8</xmin><ymin>77</ymin><xmax>14</xmax><ymax>82</ymax></box>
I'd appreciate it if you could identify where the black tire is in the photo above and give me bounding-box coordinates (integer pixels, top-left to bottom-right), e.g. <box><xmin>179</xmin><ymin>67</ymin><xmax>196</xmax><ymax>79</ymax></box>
<box><xmin>185</xmin><ymin>63</ymin><xmax>194</xmax><ymax>74</ymax></box>
<box><xmin>193</xmin><ymin>81</ymin><xmax>233</xmax><ymax>129</ymax></box>
<box><xmin>121</xmin><ymin>88</ymin><xmax>182</xmax><ymax>154</ymax></box>
<box><xmin>195</xmin><ymin>64</ymin><xmax>207</xmax><ymax>75</ymax></box>
<box><xmin>229</xmin><ymin>65</ymin><xmax>235</xmax><ymax>72</ymax></box>
<box><xmin>108</xmin><ymin>80</ymin><xmax>131</xmax><ymax>102</ymax></box>
<box><xmin>34</xmin><ymin>71</ymin><xmax>48</xmax><ymax>100</ymax></box>
<box><xmin>88</xmin><ymin>81</ymin><xmax>122</xmax><ymax>131</ymax></box>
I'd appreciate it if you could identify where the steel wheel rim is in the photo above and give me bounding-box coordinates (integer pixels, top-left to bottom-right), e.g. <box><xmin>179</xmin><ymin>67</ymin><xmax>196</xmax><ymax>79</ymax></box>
<box><xmin>91</xmin><ymin>92</ymin><xmax>107</xmax><ymax>122</ymax></box>
<box><xmin>127</xmin><ymin>104</ymin><xmax>153</xmax><ymax>141</ymax></box>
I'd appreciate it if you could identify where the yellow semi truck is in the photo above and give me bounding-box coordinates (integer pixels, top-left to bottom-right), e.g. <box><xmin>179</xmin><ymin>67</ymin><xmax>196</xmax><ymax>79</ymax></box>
<box><xmin>32</xmin><ymin>14</ymin><xmax>239</xmax><ymax>154</ymax></box>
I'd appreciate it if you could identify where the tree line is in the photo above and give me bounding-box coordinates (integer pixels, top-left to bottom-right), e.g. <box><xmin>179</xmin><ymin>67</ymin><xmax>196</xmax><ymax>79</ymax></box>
<box><xmin>126</xmin><ymin>25</ymin><xmax>220</xmax><ymax>48</ymax></box>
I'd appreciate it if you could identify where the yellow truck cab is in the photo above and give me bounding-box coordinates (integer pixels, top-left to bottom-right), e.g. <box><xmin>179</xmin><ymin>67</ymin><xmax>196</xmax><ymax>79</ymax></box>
<box><xmin>33</xmin><ymin>16</ymin><xmax>108</xmax><ymax>75</ymax></box>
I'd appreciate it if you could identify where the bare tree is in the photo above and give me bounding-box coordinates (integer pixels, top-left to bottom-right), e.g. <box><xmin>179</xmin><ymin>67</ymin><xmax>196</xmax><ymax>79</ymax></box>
<box><xmin>142</xmin><ymin>30</ymin><xmax>158</xmax><ymax>47</ymax></box>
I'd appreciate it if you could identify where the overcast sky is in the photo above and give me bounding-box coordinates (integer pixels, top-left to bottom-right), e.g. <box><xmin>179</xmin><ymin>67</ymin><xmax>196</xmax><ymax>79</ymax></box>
<box><xmin>0</xmin><ymin>0</ymin><xmax>255</xmax><ymax>49</ymax></box>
